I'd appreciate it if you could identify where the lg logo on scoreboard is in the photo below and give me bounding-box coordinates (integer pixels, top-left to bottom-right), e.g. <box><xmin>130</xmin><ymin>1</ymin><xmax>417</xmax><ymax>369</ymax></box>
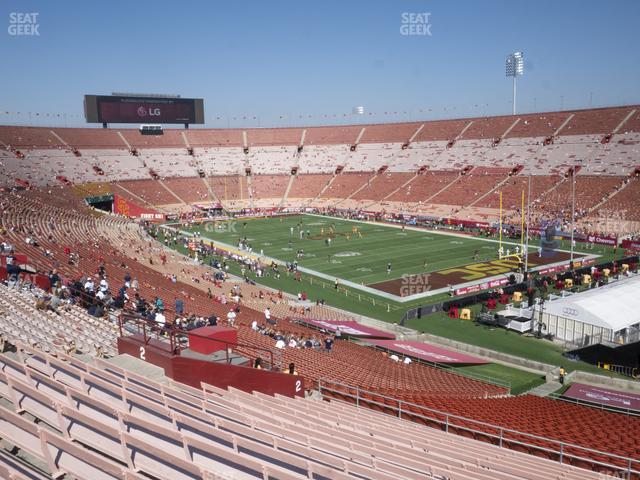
<box><xmin>137</xmin><ymin>106</ymin><xmax>161</xmax><ymax>117</ymax></box>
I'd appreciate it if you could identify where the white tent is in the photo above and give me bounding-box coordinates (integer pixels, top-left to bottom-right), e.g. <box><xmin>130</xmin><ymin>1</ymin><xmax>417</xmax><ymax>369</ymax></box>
<box><xmin>540</xmin><ymin>275</ymin><xmax>640</xmax><ymax>343</ymax></box>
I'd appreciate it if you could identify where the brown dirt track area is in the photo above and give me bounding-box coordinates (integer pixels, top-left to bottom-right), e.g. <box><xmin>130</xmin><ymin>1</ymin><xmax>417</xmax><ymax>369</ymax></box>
<box><xmin>369</xmin><ymin>251</ymin><xmax>586</xmax><ymax>297</ymax></box>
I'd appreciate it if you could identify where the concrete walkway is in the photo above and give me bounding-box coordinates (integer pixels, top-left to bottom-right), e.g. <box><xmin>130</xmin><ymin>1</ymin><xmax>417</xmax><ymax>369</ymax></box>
<box><xmin>526</xmin><ymin>380</ymin><xmax>562</xmax><ymax>397</ymax></box>
<box><xmin>108</xmin><ymin>354</ymin><xmax>169</xmax><ymax>384</ymax></box>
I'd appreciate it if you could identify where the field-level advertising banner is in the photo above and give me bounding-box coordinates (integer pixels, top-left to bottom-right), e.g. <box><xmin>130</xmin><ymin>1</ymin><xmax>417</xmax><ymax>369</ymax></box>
<box><xmin>564</xmin><ymin>383</ymin><xmax>640</xmax><ymax>411</ymax></box>
<box><xmin>586</xmin><ymin>234</ymin><xmax>617</xmax><ymax>246</ymax></box>
<box><xmin>296</xmin><ymin>319</ymin><xmax>396</xmax><ymax>340</ymax></box>
<box><xmin>455</xmin><ymin>278</ymin><xmax>508</xmax><ymax>296</ymax></box>
<box><xmin>112</xmin><ymin>194</ymin><xmax>165</xmax><ymax>221</ymax></box>
<box><xmin>537</xmin><ymin>257</ymin><xmax>595</xmax><ymax>276</ymax></box>
<box><xmin>367</xmin><ymin>340</ymin><xmax>488</xmax><ymax>365</ymax></box>
<box><xmin>621</xmin><ymin>239</ymin><xmax>640</xmax><ymax>250</ymax></box>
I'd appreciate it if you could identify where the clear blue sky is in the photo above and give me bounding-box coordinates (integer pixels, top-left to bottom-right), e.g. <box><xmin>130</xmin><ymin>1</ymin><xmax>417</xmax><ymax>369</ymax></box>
<box><xmin>1</xmin><ymin>0</ymin><xmax>639</xmax><ymax>128</ymax></box>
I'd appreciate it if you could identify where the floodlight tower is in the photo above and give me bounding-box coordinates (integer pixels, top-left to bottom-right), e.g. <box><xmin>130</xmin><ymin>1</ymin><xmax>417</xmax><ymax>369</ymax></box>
<box><xmin>506</xmin><ymin>51</ymin><xmax>524</xmax><ymax>115</ymax></box>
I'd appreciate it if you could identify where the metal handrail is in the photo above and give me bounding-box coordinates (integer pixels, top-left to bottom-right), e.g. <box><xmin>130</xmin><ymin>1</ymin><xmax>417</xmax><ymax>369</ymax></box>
<box><xmin>597</xmin><ymin>362</ymin><xmax>639</xmax><ymax>379</ymax></box>
<box><xmin>117</xmin><ymin>313</ymin><xmax>276</xmax><ymax>369</ymax></box>
<box><xmin>317</xmin><ymin>378</ymin><xmax>639</xmax><ymax>477</ymax></box>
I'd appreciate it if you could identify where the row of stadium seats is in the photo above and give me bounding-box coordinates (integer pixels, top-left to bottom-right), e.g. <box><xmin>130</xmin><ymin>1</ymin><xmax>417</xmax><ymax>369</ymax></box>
<box><xmin>2</xmin><ymin>106</ymin><xmax>638</xmax><ymax>150</ymax></box>
<box><xmin>88</xmin><ymin>170</ymin><xmax>640</xmax><ymax>226</ymax></box>
<box><xmin>3</xmin><ymin>134</ymin><xmax>638</xmax><ymax>184</ymax></box>
<box><xmin>0</xmin><ymin>342</ymin><xmax>615</xmax><ymax>480</ymax></box>
<box><xmin>2</xmin><ymin>189</ymin><xmax>640</xmax><ymax>476</ymax></box>
<box><xmin>0</xmin><ymin>283</ymin><xmax>119</xmax><ymax>356</ymax></box>
<box><xmin>0</xmin><ymin>191</ymin><xmax>507</xmax><ymax>401</ymax></box>
<box><xmin>326</xmin><ymin>386</ymin><xmax>640</xmax><ymax>474</ymax></box>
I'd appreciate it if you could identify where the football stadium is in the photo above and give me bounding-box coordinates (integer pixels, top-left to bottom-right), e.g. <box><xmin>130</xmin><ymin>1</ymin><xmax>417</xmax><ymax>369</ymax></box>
<box><xmin>1</xmin><ymin>1</ymin><xmax>640</xmax><ymax>479</ymax></box>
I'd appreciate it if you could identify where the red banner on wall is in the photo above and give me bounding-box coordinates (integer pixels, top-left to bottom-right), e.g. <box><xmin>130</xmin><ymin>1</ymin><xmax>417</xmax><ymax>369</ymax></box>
<box><xmin>454</xmin><ymin>278</ymin><xmax>509</xmax><ymax>296</ymax></box>
<box><xmin>621</xmin><ymin>239</ymin><xmax>640</xmax><ymax>250</ymax></box>
<box><xmin>113</xmin><ymin>194</ymin><xmax>165</xmax><ymax>221</ymax></box>
<box><xmin>586</xmin><ymin>234</ymin><xmax>618</xmax><ymax>246</ymax></box>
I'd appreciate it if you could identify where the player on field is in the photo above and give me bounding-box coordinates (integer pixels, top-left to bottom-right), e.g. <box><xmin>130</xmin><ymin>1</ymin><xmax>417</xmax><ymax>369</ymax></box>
<box><xmin>387</xmin><ymin>262</ymin><xmax>392</xmax><ymax>275</ymax></box>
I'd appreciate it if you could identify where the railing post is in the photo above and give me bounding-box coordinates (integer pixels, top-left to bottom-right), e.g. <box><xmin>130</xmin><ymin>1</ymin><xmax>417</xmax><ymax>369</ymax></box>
<box><xmin>445</xmin><ymin>415</ymin><xmax>449</xmax><ymax>433</ymax></box>
<box><xmin>356</xmin><ymin>387</ymin><xmax>360</xmax><ymax>407</ymax></box>
<box><xmin>398</xmin><ymin>400</ymin><xmax>402</xmax><ymax>419</ymax></box>
<box><xmin>499</xmin><ymin>429</ymin><xmax>503</xmax><ymax>448</ymax></box>
<box><xmin>559</xmin><ymin>443</ymin><xmax>564</xmax><ymax>464</ymax></box>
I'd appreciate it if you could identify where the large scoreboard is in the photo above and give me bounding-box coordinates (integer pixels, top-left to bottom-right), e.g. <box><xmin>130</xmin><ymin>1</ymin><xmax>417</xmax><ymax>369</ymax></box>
<box><xmin>84</xmin><ymin>95</ymin><xmax>205</xmax><ymax>124</ymax></box>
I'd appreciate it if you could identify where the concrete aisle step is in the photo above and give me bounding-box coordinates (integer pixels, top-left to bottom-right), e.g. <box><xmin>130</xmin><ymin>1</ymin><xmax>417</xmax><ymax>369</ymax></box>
<box><xmin>527</xmin><ymin>380</ymin><xmax>561</xmax><ymax>397</ymax></box>
<box><xmin>107</xmin><ymin>353</ymin><xmax>169</xmax><ymax>384</ymax></box>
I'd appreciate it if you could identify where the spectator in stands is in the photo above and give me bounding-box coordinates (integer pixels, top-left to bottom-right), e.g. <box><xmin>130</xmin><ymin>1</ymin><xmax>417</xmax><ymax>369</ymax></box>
<box><xmin>208</xmin><ymin>314</ymin><xmax>218</xmax><ymax>326</ymax></box>
<box><xmin>96</xmin><ymin>288</ymin><xmax>107</xmax><ymax>301</ymax></box>
<box><xmin>84</xmin><ymin>277</ymin><xmax>95</xmax><ymax>293</ymax></box>
<box><xmin>175</xmin><ymin>297</ymin><xmax>184</xmax><ymax>316</ymax></box>
<box><xmin>559</xmin><ymin>365</ymin><xmax>566</xmax><ymax>385</ymax></box>
<box><xmin>251</xmin><ymin>319</ymin><xmax>258</xmax><ymax>331</ymax></box>
<box><xmin>324</xmin><ymin>336</ymin><xmax>334</xmax><ymax>353</ymax></box>
<box><xmin>226</xmin><ymin>308</ymin><xmax>236</xmax><ymax>327</ymax></box>
<box><xmin>264</xmin><ymin>307</ymin><xmax>275</xmax><ymax>326</ymax></box>
<box><xmin>134</xmin><ymin>294</ymin><xmax>146</xmax><ymax>314</ymax></box>
<box><xmin>286</xmin><ymin>363</ymin><xmax>298</xmax><ymax>375</ymax></box>
<box><xmin>253</xmin><ymin>357</ymin><xmax>263</xmax><ymax>369</ymax></box>
<box><xmin>335</xmin><ymin>326</ymin><xmax>342</xmax><ymax>340</ymax></box>
<box><xmin>124</xmin><ymin>272</ymin><xmax>131</xmax><ymax>288</ymax></box>
<box><xmin>155</xmin><ymin>309</ymin><xmax>166</xmax><ymax>330</ymax></box>
<box><xmin>154</xmin><ymin>296</ymin><xmax>164</xmax><ymax>311</ymax></box>
<box><xmin>88</xmin><ymin>300</ymin><xmax>105</xmax><ymax>318</ymax></box>
<box><xmin>48</xmin><ymin>269</ymin><xmax>60</xmax><ymax>288</ymax></box>
<box><xmin>113</xmin><ymin>287</ymin><xmax>126</xmax><ymax>309</ymax></box>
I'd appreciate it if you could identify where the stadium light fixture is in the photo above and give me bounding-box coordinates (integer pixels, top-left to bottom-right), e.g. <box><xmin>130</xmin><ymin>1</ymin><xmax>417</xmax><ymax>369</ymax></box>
<box><xmin>505</xmin><ymin>51</ymin><xmax>524</xmax><ymax>115</ymax></box>
<box><xmin>352</xmin><ymin>106</ymin><xmax>365</xmax><ymax>115</ymax></box>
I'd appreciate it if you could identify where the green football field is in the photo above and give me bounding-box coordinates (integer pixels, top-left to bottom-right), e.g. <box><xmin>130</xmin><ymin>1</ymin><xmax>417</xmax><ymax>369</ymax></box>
<box><xmin>163</xmin><ymin>215</ymin><xmax>626</xmax><ymax>387</ymax></box>
<box><xmin>175</xmin><ymin>213</ymin><xmax>583</xmax><ymax>298</ymax></box>
<box><xmin>181</xmin><ymin>214</ymin><xmax>499</xmax><ymax>282</ymax></box>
